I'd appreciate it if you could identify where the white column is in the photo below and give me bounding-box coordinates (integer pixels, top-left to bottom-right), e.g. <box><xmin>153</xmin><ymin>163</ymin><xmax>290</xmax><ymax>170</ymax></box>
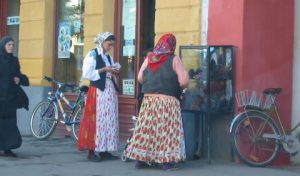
<box><xmin>291</xmin><ymin>0</ymin><xmax>300</xmax><ymax>164</ymax></box>
<box><xmin>201</xmin><ymin>0</ymin><xmax>209</xmax><ymax>45</ymax></box>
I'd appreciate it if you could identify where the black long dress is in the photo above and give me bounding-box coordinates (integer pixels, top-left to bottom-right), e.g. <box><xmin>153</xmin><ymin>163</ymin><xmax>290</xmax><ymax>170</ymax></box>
<box><xmin>0</xmin><ymin>36</ymin><xmax>22</xmax><ymax>151</ymax></box>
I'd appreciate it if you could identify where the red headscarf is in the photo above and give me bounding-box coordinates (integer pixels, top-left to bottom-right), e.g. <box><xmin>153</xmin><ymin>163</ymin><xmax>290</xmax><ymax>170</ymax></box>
<box><xmin>147</xmin><ymin>33</ymin><xmax>176</xmax><ymax>72</ymax></box>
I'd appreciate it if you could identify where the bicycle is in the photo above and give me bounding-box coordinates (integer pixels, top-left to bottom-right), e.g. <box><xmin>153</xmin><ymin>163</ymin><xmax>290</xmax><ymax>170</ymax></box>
<box><xmin>229</xmin><ymin>88</ymin><xmax>300</xmax><ymax>167</ymax></box>
<box><xmin>30</xmin><ymin>76</ymin><xmax>89</xmax><ymax>140</ymax></box>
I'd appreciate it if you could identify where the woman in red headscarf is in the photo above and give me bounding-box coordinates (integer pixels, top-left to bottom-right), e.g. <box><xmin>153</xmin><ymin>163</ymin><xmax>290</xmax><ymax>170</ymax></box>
<box><xmin>124</xmin><ymin>34</ymin><xmax>189</xmax><ymax>170</ymax></box>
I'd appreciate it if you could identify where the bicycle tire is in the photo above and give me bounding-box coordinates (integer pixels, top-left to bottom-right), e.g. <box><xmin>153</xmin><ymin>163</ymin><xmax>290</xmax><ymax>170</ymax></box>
<box><xmin>231</xmin><ymin>111</ymin><xmax>280</xmax><ymax>167</ymax></box>
<box><xmin>30</xmin><ymin>100</ymin><xmax>58</xmax><ymax>140</ymax></box>
<box><xmin>72</xmin><ymin>105</ymin><xmax>83</xmax><ymax>140</ymax></box>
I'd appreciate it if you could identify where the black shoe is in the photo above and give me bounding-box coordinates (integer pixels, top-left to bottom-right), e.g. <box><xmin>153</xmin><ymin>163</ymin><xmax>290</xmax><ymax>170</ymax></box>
<box><xmin>88</xmin><ymin>155</ymin><xmax>102</xmax><ymax>162</ymax></box>
<box><xmin>4</xmin><ymin>150</ymin><xmax>17</xmax><ymax>158</ymax></box>
<box><xmin>99</xmin><ymin>152</ymin><xmax>118</xmax><ymax>160</ymax></box>
<box><xmin>135</xmin><ymin>161</ymin><xmax>152</xmax><ymax>169</ymax></box>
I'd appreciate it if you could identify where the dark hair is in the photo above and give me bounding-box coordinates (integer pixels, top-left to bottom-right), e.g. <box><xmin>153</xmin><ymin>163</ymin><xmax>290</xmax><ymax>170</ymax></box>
<box><xmin>188</xmin><ymin>69</ymin><xmax>195</xmax><ymax>79</ymax></box>
<box><xmin>105</xmin><ymin>35</ymin><xmax>116</xmax><ymax>42</ymax></box>
<box><xmin>143</xmin><ymin>48</ymin><xmax>153</xmax><ymax>58</ymax></box>
<box><xmin>0</xmin><ymin>36</ymin><xmax>14</xmax><ymax>55</ymax></box>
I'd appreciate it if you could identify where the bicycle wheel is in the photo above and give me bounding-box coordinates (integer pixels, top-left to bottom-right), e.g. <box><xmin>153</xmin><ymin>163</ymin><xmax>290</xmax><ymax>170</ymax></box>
<box><xmin>232</xmin><ymin>111</ymin><xmax>280</xmax><ymax>167</ymax></box>
<box><xmin>72</xmin><ymin>105</ymin><xmax>83</xmax><ymax>140</ymax></box>
<box><xmin>30</xmin><ymin>100</ymin><xmax>58</xmax><ymax>140</ymax></box>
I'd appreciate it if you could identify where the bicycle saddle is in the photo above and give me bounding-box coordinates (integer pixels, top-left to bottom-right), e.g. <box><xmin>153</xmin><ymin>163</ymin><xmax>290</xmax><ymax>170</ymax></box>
<box><xmin>263</xmin><ymin>88</ymin><xmax>282</xmax><ymax>95</ymax></box>
<box><xmin>80</xmin><ymin>85</ymin><xmax>89</xmax><ymax>92</ymax></box>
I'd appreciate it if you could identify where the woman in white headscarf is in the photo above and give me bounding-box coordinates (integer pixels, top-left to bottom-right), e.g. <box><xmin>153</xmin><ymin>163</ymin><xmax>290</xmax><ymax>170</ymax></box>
<box><xmin>77</xmin><ymin>32</ymin><xmax>120</xmax><ymax>162</ymax></box>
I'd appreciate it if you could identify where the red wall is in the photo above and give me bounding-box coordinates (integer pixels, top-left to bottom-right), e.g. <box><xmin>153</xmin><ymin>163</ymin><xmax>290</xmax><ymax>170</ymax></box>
<box><xmin>208</xmin><ymin>0</ymin><xmax>245</xmax><ymax>91</ymax></box>
<box><xmin>208</xmin><ymin>0</ymin><xmax>294</xmax><ymax>165</ymax></box>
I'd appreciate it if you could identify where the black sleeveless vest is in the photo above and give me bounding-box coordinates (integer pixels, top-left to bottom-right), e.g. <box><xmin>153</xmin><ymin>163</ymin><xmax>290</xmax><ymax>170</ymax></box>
<box><xmin>90</xmin><ymin>49</ymin><xmax>112</xmax><ymax>91</ymax></box>
<box><xmin>142</xmin><ymin>55</ymin><xmax>181</xmax><ymax>99</ymax></box>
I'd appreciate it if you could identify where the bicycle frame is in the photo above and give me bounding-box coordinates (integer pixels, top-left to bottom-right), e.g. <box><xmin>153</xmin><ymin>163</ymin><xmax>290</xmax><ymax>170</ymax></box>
<box><xmin>230</xmin><ymin>88</ymin><xmax>300</xmax><ymax>166</ymax></box>
<box><xmin>269</xmin><ymin>95</ymin><xmax>300</xmax><ymax>136</ymax></box>
<box><xmin>48</xmin><ymin>85</ymin><xmax>84</xmax><ymax>125</ymax></box>
<box><xmin>230</xmin><ymin>94</ymin><xmax>300</xmax><ymax>136</ymax></box>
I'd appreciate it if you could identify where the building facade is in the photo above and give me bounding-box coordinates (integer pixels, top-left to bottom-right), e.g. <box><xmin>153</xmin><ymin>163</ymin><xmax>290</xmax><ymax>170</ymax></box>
<box><xmin>1</xmin><ymin>0</ymin><xmax>299</xmax><ymax>164</ymax></box>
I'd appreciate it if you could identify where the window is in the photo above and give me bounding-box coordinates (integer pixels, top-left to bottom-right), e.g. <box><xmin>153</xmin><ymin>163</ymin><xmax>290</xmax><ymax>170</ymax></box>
<box><xmin>55</xmin><ymin>0</ymin><xmax>84</xmax><ymax>91</ymax></box>
<box><xmin>180</xmin><ymin>45</ymin><xmax>234</xmax><ymax>113</ymax></box>
<box><xmin>119</xmin><ymin>0</ymin><xmax>136</xmax><ymax>96</ymax></box>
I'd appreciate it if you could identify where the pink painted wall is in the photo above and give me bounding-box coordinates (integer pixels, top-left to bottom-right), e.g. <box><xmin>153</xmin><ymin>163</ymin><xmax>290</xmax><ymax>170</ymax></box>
<box><xmin>208</xmin><ymin>0</ymin><xmax>294</xmax><ymax>165</ymax></box>
<box><xmin>208</xmin><ymin>0</ymin><xmax>245</xmax><ymax>91</ymax></box>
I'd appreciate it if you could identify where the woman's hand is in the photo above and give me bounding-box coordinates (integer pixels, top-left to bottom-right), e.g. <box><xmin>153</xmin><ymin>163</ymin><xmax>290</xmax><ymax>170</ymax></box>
<box><xmin>98</xmin><ymin>66</ymin><xmax>119</xmax><ymax>75</ymax></box>
<box><xmin>110</xmin><ymin>68</ymin><xmax>120</xmax><ymax>75</ymax></box>
<box><xmin>14</xmin><ymin>77</ymin><xmax>20</xmax><ymax>85</ymax></box>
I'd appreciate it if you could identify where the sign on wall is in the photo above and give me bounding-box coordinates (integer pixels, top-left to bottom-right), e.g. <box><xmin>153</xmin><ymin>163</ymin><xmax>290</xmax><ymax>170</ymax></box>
<box><xmin>7</xmin><ymin>16</ymin><xmax>20</xmax><ymax>25</ymax></box>
<box><xmin>122</xmin><ymin>79</ymin><xmax>135</xmax><ymax>96</ymax></box>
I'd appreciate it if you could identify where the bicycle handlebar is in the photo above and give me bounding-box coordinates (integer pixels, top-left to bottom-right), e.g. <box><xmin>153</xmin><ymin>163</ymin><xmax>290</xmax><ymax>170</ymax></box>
<box><xmin>43</xmin><ymin>76</ymin><xmax>77</xmax><ymax>89</ymax></box>
<box><xmin>43</xmin><ymin>76</ymin><xmax>55</xmax><ymax>82</ymax></box>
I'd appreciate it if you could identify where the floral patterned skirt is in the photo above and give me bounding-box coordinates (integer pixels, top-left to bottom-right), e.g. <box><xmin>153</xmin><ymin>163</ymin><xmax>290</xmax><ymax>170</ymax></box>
<box><xmin>77</xmin><ymin>79</ymin><xmax>119</xmax><ymax>152</ymax></box>
<box><xmin>124</xmin><ymin>95</ymin><xmax>186</xmax><ymax>163</ymax></box>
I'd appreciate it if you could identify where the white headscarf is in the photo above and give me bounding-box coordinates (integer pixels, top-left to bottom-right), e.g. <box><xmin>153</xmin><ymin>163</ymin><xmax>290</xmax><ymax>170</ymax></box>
<box><xmin>94</xmin><ymin>32</ymin><xmax>114</xmax><ymax>54</ymax></box>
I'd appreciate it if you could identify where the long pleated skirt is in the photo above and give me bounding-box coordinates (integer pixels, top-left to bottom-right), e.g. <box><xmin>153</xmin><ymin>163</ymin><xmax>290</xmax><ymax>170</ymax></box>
<box><xmin>124</xmin><ymin>95</ymin><xmax>186</xmax><ymax>163</ymax></box>
<box><xmin>77</xmin><ymin>79</ymin><xmax>119</xmax><ymax>152</ymax></box>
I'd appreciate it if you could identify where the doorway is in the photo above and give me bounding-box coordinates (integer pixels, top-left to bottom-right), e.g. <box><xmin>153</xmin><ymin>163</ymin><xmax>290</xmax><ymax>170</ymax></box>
<box><xmin>7</xmin><ymin>0</ymin><xmax>20</xmax><ymax>56</ymax></box>
<box><xmin>0</xmin><ymin>0</ymin><xmax>8</xmax><ymax>38</ymax></box>
<box><xmin>0</xmin><ymin>0</ymin><xmax>20</xmax><ymax>56</ymax></box>
<box><xmin>115</xmin><ymin>0</ymin><xmax>155</xmax><ymax>140</ymax></box>
<box><xmin>140</xmin><ymin>0</ymin><xmax>155</xmax><ymax>62</ymax></box>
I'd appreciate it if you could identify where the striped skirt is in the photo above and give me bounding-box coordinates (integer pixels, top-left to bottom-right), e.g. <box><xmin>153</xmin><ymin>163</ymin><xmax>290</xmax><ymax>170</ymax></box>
<box><xmin>77</xmin><ymin>79</ymin><xmax>119</xmax><ymax>152</ymax></box>
<box><xmin>124</xmin><ymin>95</ymin><xmax>186</xmax><ymax>163</ymax></box>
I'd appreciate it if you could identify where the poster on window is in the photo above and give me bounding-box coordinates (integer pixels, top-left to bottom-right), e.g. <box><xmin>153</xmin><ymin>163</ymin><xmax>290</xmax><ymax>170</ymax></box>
<box><xmin>122</xmin><ymin>79</ymin><xmax>135</xmax><ymax>96</ymax></box>
<box><xmin>58</xmin><ymin>22</ymin><xmax>71</xmax><ymax>58</ymax></box>
<box><xmin>123</xmin><ymin>45</ymin><xmax>135</xmax><ymax>57</ymax></box>
<box><xmin>73</xmin><ymin>20</ymin><xmax>81</xmax><ymax>34</ymax></box>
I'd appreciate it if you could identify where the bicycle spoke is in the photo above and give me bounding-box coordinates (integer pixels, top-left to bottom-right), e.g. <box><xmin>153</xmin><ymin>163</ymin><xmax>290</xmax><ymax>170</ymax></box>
<box><xmin>30</xmin><ymin>101</ymin><xmax>57</xmax><ymax>139</ymax></box>
<box><xmin>254</xmin><ymin>119</ymin><xmax>268</xmax><ymax>138</ymax></box>
<box><xmin>232</xmin><ymin>112</ymin><xmax>279</xmax><ymax>167</ymax></box>
<box><xmin>244</xmin><ymin>115</ymin><xmax>256</xmax><ymax>137</ymax></box>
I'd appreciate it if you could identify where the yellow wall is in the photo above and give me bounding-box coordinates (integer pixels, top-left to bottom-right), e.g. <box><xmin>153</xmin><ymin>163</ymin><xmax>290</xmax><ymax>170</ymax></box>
<box><xmin>18</xmin><ymin>0</ymin><xmax>200</xmax><ymax>86</ymax></box>
<box><xmin>155</xmin><ymin>0</ymin><xmax>202</xmax><ymax>54</ymax></box>
<box><xmin>84</xmin><ymin>0</ymin><xmax>115</xmax><ymax>55</ymax></box>
<box><xmin>19</xmin><ymin>0</ymin><xmax>54</xmax><ymax>86</ymax></box>
<box><xmin>82</xmin><ymin>0</ymin><xmax>115</xmax><ymax>85</ymax></box>
<box><xmin>18</xmin><ymin>0</ymin><xmax>115</xmax><ymax>86</ymax></box>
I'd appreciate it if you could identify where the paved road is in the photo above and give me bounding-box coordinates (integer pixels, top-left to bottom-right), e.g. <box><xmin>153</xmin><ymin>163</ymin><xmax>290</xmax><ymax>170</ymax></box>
<box><xmin>0</xmin><ymin>136</ymin><xmax>299</xmax><ymax>176</ymax></box>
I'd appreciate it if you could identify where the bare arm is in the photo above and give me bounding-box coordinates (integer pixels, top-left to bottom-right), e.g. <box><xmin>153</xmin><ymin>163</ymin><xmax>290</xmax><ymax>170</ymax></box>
<box><xmin>137</xmin><ymin>58</ymin><xmax>149</xmax><ymax>84</ymax></box>
<box><xmin>172</xmin><ymin>55</ymin><xmax>189</xmax><ymax>89</ymax></box>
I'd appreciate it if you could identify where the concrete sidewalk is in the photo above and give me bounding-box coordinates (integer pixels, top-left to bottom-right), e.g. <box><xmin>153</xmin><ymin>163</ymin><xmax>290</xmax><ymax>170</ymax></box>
<box><xmin>0</xmin><ymin>136</ymin><xmax>300</xmax><ymax>176</ymax></box>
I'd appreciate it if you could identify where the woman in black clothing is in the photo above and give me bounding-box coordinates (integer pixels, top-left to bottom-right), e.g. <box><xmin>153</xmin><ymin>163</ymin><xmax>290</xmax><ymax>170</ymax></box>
<box><xmin>0</xmin><ymin>36</ymin><xmax>24</xmax><ymax>157</ymax></box>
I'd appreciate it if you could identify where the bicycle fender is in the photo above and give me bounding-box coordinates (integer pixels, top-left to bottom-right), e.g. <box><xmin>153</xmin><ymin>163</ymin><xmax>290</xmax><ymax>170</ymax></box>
<box><xmin>229</xmin><ymin>110</ymin><xmax>268</xmax><ymax>133</ymax></box>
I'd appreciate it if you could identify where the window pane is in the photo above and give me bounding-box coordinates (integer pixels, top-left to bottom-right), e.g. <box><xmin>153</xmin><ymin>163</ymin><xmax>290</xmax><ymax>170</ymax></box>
<box><xmin>119</xmin><ymin>0</ymin><xmax>136</xmax><ymax>96</ymax></box>
<box><xmin>55</xmin><ymin>0</ymin><xmax>84</xmax><ymax>91</ymax></box>
<box><xmin>181</xmin><ymin>47</ymin><xmax>209</xmax><ymax>112</ymax></box>
<box><xmin>209</xmin><ymin>46</ymin><xmax>233</xmax><ymax>113</ymax></box>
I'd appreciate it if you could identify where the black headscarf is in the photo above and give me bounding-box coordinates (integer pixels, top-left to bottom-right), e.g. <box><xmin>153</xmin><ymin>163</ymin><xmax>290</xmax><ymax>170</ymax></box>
<box><xmin>0</xmin><ymin>36</ymin><xmax>14</xmax><ymax>57</ymax></box>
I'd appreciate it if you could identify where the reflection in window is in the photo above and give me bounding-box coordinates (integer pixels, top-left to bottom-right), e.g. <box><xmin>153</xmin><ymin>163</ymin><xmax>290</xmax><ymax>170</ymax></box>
<box><xmin>55</xmin><ymin>0</ymin><xmax>84</xmax><ymax>91</ymax></box>
<box><xmin>209</xmin><ymin>46</ymin><xmax>233</xmax><ymax>113</ymax></box>
<box><xmin>181</xmin><ymin>47</ymin><xmax>208</xmax><ymax>112</ymax></box>
<box><xmin>180</xmin><ymin>46</ymin><xmax>234</xmax><ymax>114</ymax></box>
<box><xmin>119</xmin><ymin>0</ymin><xmax>136</xmax><ymax>96</ymax></box>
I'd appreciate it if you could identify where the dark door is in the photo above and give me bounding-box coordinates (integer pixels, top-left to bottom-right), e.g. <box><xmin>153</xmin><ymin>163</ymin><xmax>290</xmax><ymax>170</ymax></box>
<box><xmin>0</xmin><ymin>0</ymin><xmax>8</xmax><ymax>37</ymax></box>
